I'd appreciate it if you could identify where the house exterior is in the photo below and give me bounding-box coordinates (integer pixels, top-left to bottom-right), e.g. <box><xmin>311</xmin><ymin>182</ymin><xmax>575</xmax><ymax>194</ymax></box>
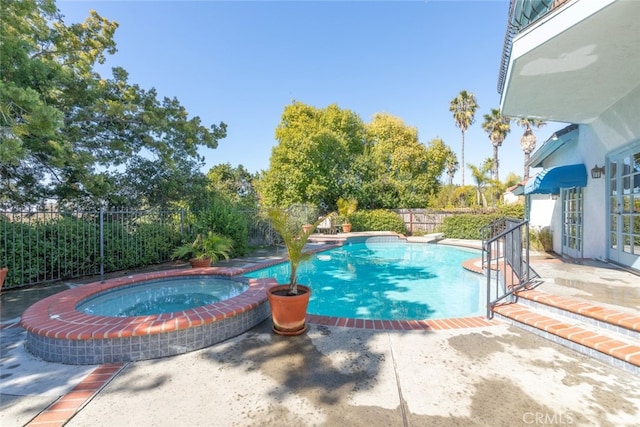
<box><xmin>498</xmin><ymin>0</ymin><xmax>640</xmax><ymax>271</ymax></box>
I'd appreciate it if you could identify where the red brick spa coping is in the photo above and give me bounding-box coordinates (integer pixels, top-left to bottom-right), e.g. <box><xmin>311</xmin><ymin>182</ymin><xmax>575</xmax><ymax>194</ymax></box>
<box><xmin>20</xmin><ymin>244</ymin><xmax>495</xmax><ymax>364</ymax></box>
<box><xmin>20</xmin><ymin>267</ymin><xmax>272</xmax><ymax>342</ymax></box>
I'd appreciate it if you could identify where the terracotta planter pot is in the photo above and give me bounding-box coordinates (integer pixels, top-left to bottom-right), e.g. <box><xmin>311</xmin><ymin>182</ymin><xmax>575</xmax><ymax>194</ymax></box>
<box><xmin>0</xmin><ymin>267</ymin><xmax>7</xmax><ymax>292</ymax></box>
<box><xmin>302</xmin><ymin>224</ymin><xmax>313</xmax><ymax>234</ymax></box>
<box><xmin>189</xmin><ymin>258</ymin><xmax>212</xmax><ymax>268</ymax></box>
<box><xmin>266</xmin><ymin>284</ymin><xmax>311</xmax><ymax>336</ymax></box>
<box><xmin>341</xmin><ymin>223</ymin><xmax>352</xmax><ymax>233</ymax></box>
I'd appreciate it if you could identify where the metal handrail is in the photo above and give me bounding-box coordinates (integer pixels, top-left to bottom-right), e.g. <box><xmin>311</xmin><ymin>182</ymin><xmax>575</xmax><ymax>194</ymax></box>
<box><xmin>482</xmin><ymin>218</ymin><xmax>541</xmax><ymax>318</ymax></box>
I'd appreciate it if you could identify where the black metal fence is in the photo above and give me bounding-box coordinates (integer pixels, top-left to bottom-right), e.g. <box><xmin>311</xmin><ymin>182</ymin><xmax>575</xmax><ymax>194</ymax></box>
<box><xmin>0</xmin><ymin>205</ymin><xmax>478</xmax><ymax>289</ymax></box>
<box><xmin>0</xmin><ymin>207</ymin><xmax>276</xmax><ymax>289</ymax></box>
<box><xmin>0</xmin><ymin>208</ymin><xmax>185</xmax><ymax>289</ymax></box>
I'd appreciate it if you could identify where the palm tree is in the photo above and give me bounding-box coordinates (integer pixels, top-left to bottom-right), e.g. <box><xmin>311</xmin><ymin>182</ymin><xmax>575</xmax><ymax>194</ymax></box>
<box><xmin>468</xmin><ymin>159</ymin><xmax>493</xmax><ymax>207</ymax></box>
<box><xmin>516</xmin><ymin>118</ymin><xmax>546</xmax><ymax>180</ymax></box>
<box><xmin>449</xmin><ymin>90</ymin><xmax>478</xmax><ymax>186</ymax></box>
<box><xmin>444</xmin><ymin>151</ymin><xmax>459</xmax><ymax>185</ymax></box>
<box><xmin>481</xmin><ymin>108</ymin><xmax>511</xmax><ymax>182</ymax></box>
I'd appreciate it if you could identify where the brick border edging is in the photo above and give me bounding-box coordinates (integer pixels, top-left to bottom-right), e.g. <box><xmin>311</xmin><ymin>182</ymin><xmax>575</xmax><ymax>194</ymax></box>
<box><xmin>20</xmin><ymin>241</ymin><xmax>494</xmax><ymax>364</ymax></box>
<box><xmin>26</xmin><ymin>363</ymin><xmax>125</xmax><ymax>426</ymax></box>
<box><xmin>463</xmin><ymin>256</ymin><xmax>640</xmax><ymax>333</ymax></box>
<box><xmin>492</xmin><ymin>307</ymin><xmax>640</xmax><ymax>374</ymax></box>
<box><xmin>20</xmin><ymin>268</ymin><xmax>275</xmax><ymax>364</ymax></box>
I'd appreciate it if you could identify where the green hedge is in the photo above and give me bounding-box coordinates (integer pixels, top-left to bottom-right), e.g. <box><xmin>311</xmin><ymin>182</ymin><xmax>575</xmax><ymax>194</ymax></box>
<box><xmin>350</xmin><ymin>210</ymin><xmax>407</xmax><ymax>234</ymax></box>
<box><xmin>439</xmin><ymin>204</ymin><xmax>525</xmax><ymax>240</ymax></box>
<box><xmin>440</xmin><ymin>214</ymin><xmax>499</xmax><ymax>239</ymax></box>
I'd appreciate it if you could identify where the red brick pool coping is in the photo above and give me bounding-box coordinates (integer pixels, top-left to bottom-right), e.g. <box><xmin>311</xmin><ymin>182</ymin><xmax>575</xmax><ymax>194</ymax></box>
<box><xmin>26</xmin><ymin>363</ymin><xmax>125</xmax><ymax>427</ymax></box>
<box><xmin>21</xmin><ymin>259</ymin><xmax>497</xmax><ymax>345</ymax></box>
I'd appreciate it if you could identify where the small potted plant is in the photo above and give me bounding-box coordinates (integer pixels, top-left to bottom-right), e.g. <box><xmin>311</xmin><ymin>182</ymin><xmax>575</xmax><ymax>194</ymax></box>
<box><xmin>337</xmin><ymin>197</ymin><xmax>358</xmax><ymax>233</ymax></box>
<box><xmin>265</xmin><ymin>207</ymin><xmax>328</xmax><ymax>336</ymax></box>
<box><xmin>171</xmin><ymin>232</ymin><xmax>234</xmax><ymax>268</ymax></box>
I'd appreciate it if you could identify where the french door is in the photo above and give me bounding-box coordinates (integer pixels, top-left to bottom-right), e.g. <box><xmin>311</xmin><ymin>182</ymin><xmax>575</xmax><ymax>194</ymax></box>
<box><xmin>561</xmin><ymin>187</ymin><xmax>583</xmax><ymax>258</ymax></box>
<box><xmin>607</xmin><ymin>145</ymin><xmax>640</xmax><ymax>267</ymax></box>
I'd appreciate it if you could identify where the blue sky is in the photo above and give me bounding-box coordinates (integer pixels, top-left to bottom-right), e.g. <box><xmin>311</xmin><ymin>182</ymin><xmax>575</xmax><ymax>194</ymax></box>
<box><xmin>58</xmin><ymin>0</ymin><xmax>556</xmax><ymax>185</ymax></box>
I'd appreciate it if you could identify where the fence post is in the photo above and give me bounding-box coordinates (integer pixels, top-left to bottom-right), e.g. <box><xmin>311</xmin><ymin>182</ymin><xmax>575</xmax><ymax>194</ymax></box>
<box><xmin>100</xmin><ymin>208</ymin><xmax>104</xmax><ymax>283</ymax></box>
<box><xmin>409</xmin><ymin>210</ymin><xmax>413</xmax><ymax>235</ymax></box>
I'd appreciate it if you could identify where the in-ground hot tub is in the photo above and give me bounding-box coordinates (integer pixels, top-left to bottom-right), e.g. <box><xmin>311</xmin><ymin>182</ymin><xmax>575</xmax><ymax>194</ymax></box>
<box><xmin>20</xmin><ymin>268</ymin><xmax>275</xmax><ymax>364</ymax></box>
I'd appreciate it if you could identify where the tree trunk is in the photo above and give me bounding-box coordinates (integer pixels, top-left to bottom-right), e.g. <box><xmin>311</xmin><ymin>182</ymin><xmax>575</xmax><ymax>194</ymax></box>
<box><xmin>493</xmin><ymin>144</ymin><xmax>500</xmax><ymax>182</ymax></box>
<box><xmin>524</xmin><ymin>151</ymin><xmax>531</xmax><ymax>180</ymax></box>
<box><xmin>461</xmin><ymin>130</ymin><xmax>465</xmax><ymax>186</ymax></box>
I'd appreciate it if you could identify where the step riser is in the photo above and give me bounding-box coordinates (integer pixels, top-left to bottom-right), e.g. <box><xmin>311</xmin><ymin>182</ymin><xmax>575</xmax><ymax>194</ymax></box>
<box><xmin>494</xmin><ymin>312</ymin><xmax>640</xmax><ymax>375</ymax></box>
<box><xmin>517</xmin><ymin>297</ymin><xmax>639</xmax><ymax>342</ymax></box>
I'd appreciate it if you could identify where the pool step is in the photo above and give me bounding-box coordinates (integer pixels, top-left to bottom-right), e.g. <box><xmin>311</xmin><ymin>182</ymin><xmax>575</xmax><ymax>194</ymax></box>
<box><xmin>516</xmin><ymin>288</ymin><xmax>640</xmax><ymax>340</ymax></box>
<box><xmin>492</xmin><ymin>290</ymin><xmax>640</xmax><ymax>374</ymax></box>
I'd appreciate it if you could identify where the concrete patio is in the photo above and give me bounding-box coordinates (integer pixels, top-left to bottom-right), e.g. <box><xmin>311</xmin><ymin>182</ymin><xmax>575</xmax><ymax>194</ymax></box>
<box><xmin>1</xmin><ymin>240</ymin><xmax>639</xmax><ymax>426</ymax></box>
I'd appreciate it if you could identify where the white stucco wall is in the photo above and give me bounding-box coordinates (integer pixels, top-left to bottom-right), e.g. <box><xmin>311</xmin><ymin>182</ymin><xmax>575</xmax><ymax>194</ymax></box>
<box><xmin>529</xmin><ymin>196</ymin><xmax>556</xmax><ymax>228</ymax></box>
<box><xmin>578</xmin><ymin>126</ymin><xmax>608</xmax><ymax>259</ymax></box>
<box><xmin>591</xmin><ymin>85</ymin><xmax>640</xmax><ymax>150</ymax></box>
<box><xmin>584</xmin><ymin>86</ymin><xmax>640</xmax><ymax>260</ymax></box>
<box><xmin>530</xmin><ymin>85</ymin><xmax>640</xmax><ymax>262</ymax></box>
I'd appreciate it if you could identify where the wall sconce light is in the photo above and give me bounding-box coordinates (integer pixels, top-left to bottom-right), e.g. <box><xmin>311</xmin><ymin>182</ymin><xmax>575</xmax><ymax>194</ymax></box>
<box><xmin>591</xmin><ymin>165</ymin><xmax>605</xmax><ymax>179</ymax></box>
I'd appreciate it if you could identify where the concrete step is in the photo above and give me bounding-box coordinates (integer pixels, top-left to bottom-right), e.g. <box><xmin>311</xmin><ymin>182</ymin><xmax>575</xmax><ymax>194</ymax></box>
<box><xmin>492</xmin><ymin>299</ymin><xmax>640</xmax><ymax>374</ymax></box>
<box><xmin>516</xmin><ymin>288</ymin><xmax>639</xmax><ymax>340</ymax></box>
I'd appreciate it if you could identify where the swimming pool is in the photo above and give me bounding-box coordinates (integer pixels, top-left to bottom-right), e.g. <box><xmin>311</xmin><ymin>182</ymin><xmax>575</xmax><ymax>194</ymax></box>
<box><xmin>246</xmin><ymin>238</ymin><xmax>483</xmax><ymax>320</ymax></box>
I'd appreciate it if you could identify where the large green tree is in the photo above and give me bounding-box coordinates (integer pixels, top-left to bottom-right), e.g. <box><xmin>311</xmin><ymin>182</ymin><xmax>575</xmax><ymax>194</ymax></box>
<box><xmin>206</xmin><ymin>163</ymin><xmax>258</xmax><ymax>209</ymax></box>
<box><xmin>481</xmin><ymin>108</ymin><xmax>511</xmax><ymax>182</ymax></box>
<box><xmin>257</xmin><ymin>103</ymin><xmax>454</xmax><ymax>210</ymax></box>
<box><xmin>449</xmin><ymin>90</ymin><xmax>478</xmax><ymax>187</ymax></box>
<box><xmin>0</xmin><ymin>0</ymin><xmax>227</xmax><ymax>208</ymax></box>
<box><xmin>364</xmin><ymin>114</ymin><xmax>451</xmax><ymax>208</ymax></box>
<box><xmin>256</xmin><ymin>101</ymin><xmax>366</xmax><ymax>210</ymax></box>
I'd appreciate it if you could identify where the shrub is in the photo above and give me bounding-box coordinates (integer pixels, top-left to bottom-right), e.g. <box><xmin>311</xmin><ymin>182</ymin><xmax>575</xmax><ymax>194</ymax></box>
<box><xmin>438</xmin><ymin>204</ymin><xmax>525</xmax><ymax>240</ymax></box>
<box><xmin>440</xmin><ymin>214</ymin><xmax>501</xmax><ymax>240</ymax></box>
<box><xmin>350</xmin><ymin>210</ymin><xmax>407</xmax><ymax>234</ymax></box>
<box><xmin>188</xmin><ymin>191</ymin><xmax>250</xmax><ymax>257</ymax></box>
<box><xmin>530</xmin><ymin>226</ymin><xmax>553</xmax><ymax>252</ymax></box>
<box><xmin>497</xmin><ymin>203</ymin><xmax>525</xmax><ymax>219</ymax></box>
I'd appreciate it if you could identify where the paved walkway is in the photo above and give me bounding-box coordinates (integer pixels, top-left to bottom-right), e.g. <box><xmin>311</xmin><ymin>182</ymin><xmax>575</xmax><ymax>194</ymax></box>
<box><xmin>1</xmin><ymin>239</ymin><xmax>639</xmax><ymax>427</ymax></box>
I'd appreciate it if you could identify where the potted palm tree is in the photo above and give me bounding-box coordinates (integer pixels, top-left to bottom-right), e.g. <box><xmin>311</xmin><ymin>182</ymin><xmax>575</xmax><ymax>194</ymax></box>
<box><xmin>265</xmin><ymin>207</ymin><xmax>328</xmax><ymax>336</ymax></box>
<box><xmin>171</xmin><ymin>232</ymin><xmax>234</xmax><ymax>268</ymax></box>
<box><xmin>337</xmin><ymin>197</ymin><xmax>358</xmax><ymax>233</ymax></box>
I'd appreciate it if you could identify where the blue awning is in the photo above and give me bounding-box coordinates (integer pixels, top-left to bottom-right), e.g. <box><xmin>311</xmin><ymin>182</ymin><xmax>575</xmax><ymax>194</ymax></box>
<box><xmin>524</xmin><ymin>164</ymin><xmax>587</xmax><ymax>195</ymax></box>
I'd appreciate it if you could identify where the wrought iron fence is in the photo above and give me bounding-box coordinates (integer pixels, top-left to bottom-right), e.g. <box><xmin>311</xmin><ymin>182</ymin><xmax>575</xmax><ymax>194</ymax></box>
<box><xmin>0</xmin><ymin>208</ymin><xmax>185</xmax><ymax>289</ymax></box>
<box><xmin>0</xmin><ymin>207</ymin><xmax>276</xmax><ymax>289</ymax></box>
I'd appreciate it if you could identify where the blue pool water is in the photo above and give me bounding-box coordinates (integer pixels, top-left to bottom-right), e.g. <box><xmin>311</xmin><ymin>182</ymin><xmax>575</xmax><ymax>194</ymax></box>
<box><xmin>77</xmin><ymin>276</ymin><xmax>248</xmax><ymax>317</ymax></box>
<box><xmin>245</xmin><ymin>239</ymin><xmax>483</xmax><ymax>320</ymax></box>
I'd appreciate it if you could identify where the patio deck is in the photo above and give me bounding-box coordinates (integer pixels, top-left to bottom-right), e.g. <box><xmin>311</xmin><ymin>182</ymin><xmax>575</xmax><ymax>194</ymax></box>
<box><xmin>1</xmin><ymin>237</ymin><xmax>639</xmax><ymax>426</ymax></box>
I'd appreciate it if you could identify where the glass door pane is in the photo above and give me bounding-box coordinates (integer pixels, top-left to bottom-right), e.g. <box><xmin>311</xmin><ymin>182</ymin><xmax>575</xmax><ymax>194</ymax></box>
<box><xmin>562</xmin><ymin>187</ymin><xmax>582</xmax><ymax>258</ymax></box>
